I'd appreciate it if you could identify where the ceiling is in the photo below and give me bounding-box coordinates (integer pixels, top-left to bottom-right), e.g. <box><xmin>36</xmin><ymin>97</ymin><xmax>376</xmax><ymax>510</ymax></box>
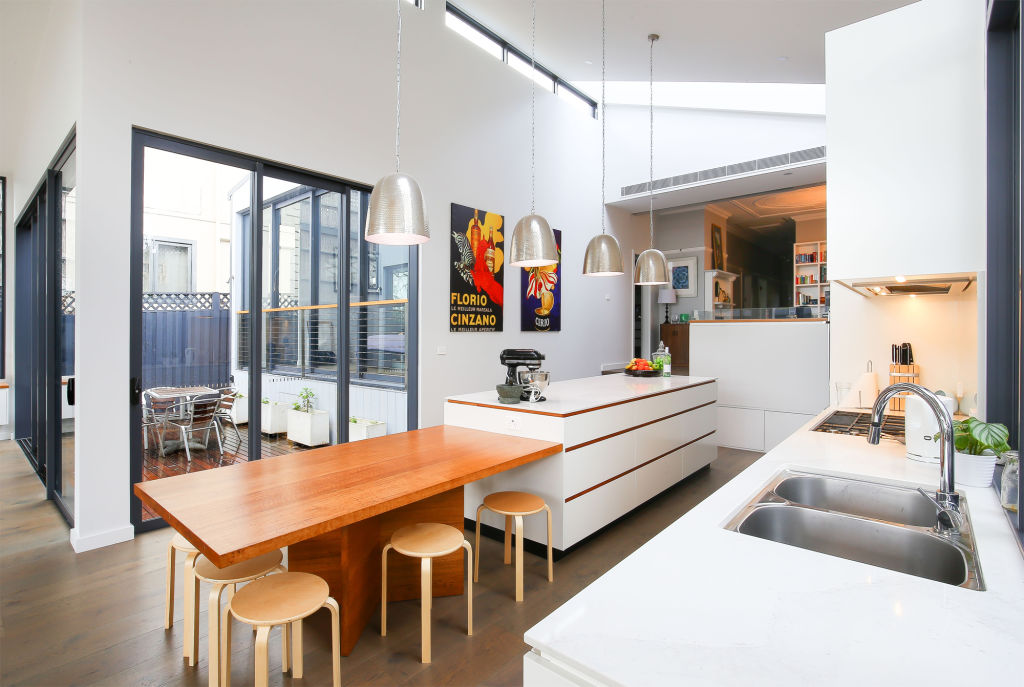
<box><xmin>451</xmin><ymin>0</ymin><xmax>916</xmax><ymax>84</ymax></box>
<box><xmin>708</xmin><ymin>184</ymin><xmax>827</xmax><ymax>229</ymax></box>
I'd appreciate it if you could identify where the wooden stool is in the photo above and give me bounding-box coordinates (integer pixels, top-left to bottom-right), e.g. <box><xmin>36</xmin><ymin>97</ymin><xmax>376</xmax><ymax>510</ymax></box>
<box><xmin>166</xmin><ymin>532</ymin><xmax>201</xmax><ymax>664</ymax></box>
<box><xmin>381</xmin><ymin>523</ymin><xmax>472</xmax><ymax>663</ymax></box>
<box><xmin>474</xmin><ymin>491</ymin><xmax>553</xmax><ymax>602</ymax></box>
<box><xmin>228</xmin><ymin>572</ymin><xmax>340</xmax><ymax>687</ymax></box>
<box><xmin>193</xmin><ymin>549</ymin><xmax>285</xmax><ymax>687</ymax></box>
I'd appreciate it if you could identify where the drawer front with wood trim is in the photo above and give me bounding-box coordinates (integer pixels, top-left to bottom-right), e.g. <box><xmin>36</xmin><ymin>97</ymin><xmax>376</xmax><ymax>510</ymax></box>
<box><xmin>634</xmin><ymin>403</ymin><xmax>715</xmax><ymax>466</ymax></box>
<box><xmin>563</xmin><ymin>470</ymin><xmax>636</xmax><ymax>548</ymax></box>
<box><xmin>635</xmin><ymin>446</ymin><xmax>685</xmax><ymax>505</ymax></box>
<box><xmin>562</xmin><ymin>432</ymin><xmax>635</xmax><ymax>499</ymax></box>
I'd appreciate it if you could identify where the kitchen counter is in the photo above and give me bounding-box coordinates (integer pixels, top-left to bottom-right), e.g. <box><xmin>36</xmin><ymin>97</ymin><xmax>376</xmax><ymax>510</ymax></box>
<box><xmin>445</xmin><ymin>374</ymin><xmax>718</xmax><ymax>552</ymax></box>
<box><xmin>446</xmin><ymin>373</ymin><xmax>716</xmax><ymax>417</ymax></box>
<box><xmin>523</xmin><ymin>410</ymin><xmax>1024</xmax><ymax>685</ymax></box>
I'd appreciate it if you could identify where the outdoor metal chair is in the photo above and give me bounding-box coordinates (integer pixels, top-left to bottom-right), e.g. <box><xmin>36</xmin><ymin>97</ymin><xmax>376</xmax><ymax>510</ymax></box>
<box><xmin>214</xmin><ymin>389</ymin><xmax>242</xmax><ymax>444</ymax></box>
<box><xmin>142</xmin><ymin>391</ymin><xmax>185</xmax><ymax>458</ymax></box>
<box><xmin>165</xmin><ymin>397</ymin><xmax>223</xmax><ymax>464</ymax></box>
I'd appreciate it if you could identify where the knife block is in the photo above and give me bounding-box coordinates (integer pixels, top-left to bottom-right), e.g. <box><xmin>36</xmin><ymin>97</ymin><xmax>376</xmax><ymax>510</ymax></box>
<box><xmin>888</xmin><ymin>364</ymin><xmax>920</xmax><ymax>411</ymax></box>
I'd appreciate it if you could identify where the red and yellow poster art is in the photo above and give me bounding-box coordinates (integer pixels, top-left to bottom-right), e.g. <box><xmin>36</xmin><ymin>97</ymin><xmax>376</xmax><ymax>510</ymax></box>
<box><xmin>521</xmin><ymin>228</ymin><xmax>561</xmax><ymax>332</ymax></box>
<box><xmin>450</xmin><ymin>203</ymin><xmax>504</xmax><ymax>332</ymax></box>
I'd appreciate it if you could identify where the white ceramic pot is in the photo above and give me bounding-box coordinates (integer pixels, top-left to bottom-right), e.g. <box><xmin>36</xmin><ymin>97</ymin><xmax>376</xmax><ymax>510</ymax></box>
<box><xmin>261</xmin><ymin>402</ymin><xmax>289</xmax><ymax>434</ymax></box>
<box><xmin>349</xmin><ymin>418</ymin><xmax>387</xmax><ymax>442</ymax></box>
<box><xmin>230</xmin><ymin>399</ymin><xmax>249</xmax><ymax>426</ymax></box>
<box><xmin>287</xmin><ymin>409</ymin><xmax>330</xmax><ymax>447</ymax></box>
<box><xmin>955</xmin><ymin>451</ymin><xmax>997</xmax><ymax>488</ymax></box>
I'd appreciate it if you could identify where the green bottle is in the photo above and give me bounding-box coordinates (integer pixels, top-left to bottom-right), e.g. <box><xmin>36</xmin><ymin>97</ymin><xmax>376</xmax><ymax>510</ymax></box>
<box><xmin>662</xmin><ymin>346</ymin><xmax>672</xmax><ymax>377</ymax></box>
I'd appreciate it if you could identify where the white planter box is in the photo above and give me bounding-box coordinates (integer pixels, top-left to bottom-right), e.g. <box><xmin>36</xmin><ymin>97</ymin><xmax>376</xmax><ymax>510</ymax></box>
<box><xmin>261</xmin><ymin>402</ymin><xmax>289</xmax><ymax>434</ymax></box>
<box><xmin>349</xmin><ymin>418</ymin><xmax>387</xmax><ymax>442</ymax></box>
<box><xmin>230</xmin><ymin>399</ymin><xmax>249</xmax><ymax>425</ymax></box>
<box><xmin>288</xmin><ymin>409</ymin><xmax>330</xmax><ymax>447</ymax></box>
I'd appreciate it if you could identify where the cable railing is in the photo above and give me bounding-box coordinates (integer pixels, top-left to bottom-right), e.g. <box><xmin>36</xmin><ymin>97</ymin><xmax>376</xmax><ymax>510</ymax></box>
<box><xmin>238</xmin><ymin>299</ymin><xmax>407</xmax><ymax>388</ymax></box>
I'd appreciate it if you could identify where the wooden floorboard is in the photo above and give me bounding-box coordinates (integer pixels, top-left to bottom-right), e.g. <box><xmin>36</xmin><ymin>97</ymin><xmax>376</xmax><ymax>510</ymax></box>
<box><xmin>0</xmin><ymin>440</ymin><xmax>760</xmax><ymax>686</ymax></box>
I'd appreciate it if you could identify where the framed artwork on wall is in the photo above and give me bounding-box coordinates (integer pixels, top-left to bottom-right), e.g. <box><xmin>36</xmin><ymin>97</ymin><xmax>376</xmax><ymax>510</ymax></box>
<box><xmin>711</xmin><ymin>224</ymin><xmax>724</xmax><ymax>270</ymax></box>
<box><xmin>668</xmin><ymin>255</ymin><xmax>697</xmax><ymax>298</ymax></box>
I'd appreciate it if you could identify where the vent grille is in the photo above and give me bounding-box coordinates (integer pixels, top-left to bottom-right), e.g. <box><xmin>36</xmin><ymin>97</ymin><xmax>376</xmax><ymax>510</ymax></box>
<box><xmin>622</xmin><ymin>145</ymin><xmax>825</xmax><ymax>197</ymax></box>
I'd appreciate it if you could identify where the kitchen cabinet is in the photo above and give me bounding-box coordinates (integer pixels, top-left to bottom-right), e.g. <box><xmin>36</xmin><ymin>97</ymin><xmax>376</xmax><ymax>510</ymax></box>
<box><xmin>659</xmin><ymin>323</ymin><xmax>689</xmax><ymax>374</ymax></box>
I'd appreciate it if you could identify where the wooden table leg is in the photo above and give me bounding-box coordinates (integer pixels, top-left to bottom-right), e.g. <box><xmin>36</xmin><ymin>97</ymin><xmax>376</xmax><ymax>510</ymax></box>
<box><xmin>289</xmin><ymin>486</ymin><xmax>465</xmax><ymax>656</ymax></box>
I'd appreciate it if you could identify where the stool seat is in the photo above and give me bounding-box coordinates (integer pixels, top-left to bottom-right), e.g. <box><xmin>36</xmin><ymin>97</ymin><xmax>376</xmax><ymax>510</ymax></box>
<box><xmin>230</xmin><ymin>572</ymin><xmax>329</xmax><ymax>626</ymax></box>
<box><xmin>194</xmin><ymin>550</ymin><xmax>283</xmax><ymax>583</ymax></box>
<box><xmin>391</xmin><ymin>523</ymin><xmax>465</xmax><ymax>558</ymax></box>
<box><xmin>172</xmin><ymin>532</ymin><xmax>198</xmax><ymax>552</ymax></box>
<box><xmin>483</xmin><ymin>490</ymin><xmax>545</xmax><ymax>516</ymax></box>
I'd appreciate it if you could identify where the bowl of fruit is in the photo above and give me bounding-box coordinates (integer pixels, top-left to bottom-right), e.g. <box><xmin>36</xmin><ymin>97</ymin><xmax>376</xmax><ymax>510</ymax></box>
<box><xmin>624</xmin><ymin>358</ymin><xmax>662</xmax><ymax>377</ymax></box>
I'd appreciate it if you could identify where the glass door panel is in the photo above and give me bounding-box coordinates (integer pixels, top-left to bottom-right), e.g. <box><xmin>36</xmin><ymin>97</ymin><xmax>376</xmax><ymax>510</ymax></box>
<box><xmin>56</xmin><ymin>150</ymin><xmax>77</xmax><ymax>513</ymax></box>
<box><xmin>138</xmin><ymin>146</ymin><xmax>251</xmax><ymax>521</ymax></box>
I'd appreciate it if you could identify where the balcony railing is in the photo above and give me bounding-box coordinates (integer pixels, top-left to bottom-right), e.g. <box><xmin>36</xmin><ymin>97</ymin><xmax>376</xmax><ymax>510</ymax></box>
<box><xmin>238</xmin><ymin>299</ymin><xmax>407</xmax><ymax>388</ymax></box>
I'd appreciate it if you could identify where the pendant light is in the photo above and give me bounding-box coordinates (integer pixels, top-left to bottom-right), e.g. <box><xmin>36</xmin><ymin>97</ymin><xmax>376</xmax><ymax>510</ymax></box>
<box><xmin>366</xmin><ymin>0</ymin><xmax>429</xmax><ymax>245</ymax></box>
<box><xmin>582</xmin><ymin>0</ymin><xmax>624</xmax><ymax>276</ymax></box>
<box><xmin>509</xmin><ymin>0</ymin><xmax>559</xmax><ymax>267</ymax></box>
<box><xmin>633</xmin><ymin>33</ymin><xmax>669</xmax><ymax>285</ymax></box>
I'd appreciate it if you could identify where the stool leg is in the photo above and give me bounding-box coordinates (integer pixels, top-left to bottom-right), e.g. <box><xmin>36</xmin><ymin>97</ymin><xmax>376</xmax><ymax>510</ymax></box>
<box><xmin>281</xmin><ymin>620</ymin><xmax>290</xmax><ymax>674</ymax></box>
<box><xmin>207</xmin><ymin>582</ymin><xmax>226</xmax><ymax>687</ymax></box>
<box><xmin>514</xmin><ymin>515</ymin><xmax>525</xmax><ymax>602</ymax></box>
<box><xmin>474</xmin><ymin>504</ymin><xmax>485</xmax><ymax>583</ymax></box>
<box><xmin>544</xmin><ymin>504</ymin><xmax>554</xmax><ymax>582</ymax></box>
<box><xmin>504</xmin><ymin>515</ymin><xmax>513</xmax><ymax>565</ymax></box>
<box><xmin>184</xmin><ymin>552</ymin><xmax>200</xmax><ymax>665</ymax></box>
<box><xmin>462</xmin><ymin>541</ymin><xmax>473</xmax><ymax>636</ymax></box>
<box><xmin>324</xmin><ymin>597</ymin><xmax>341</xmax><ymax>687</ymax></box>
<box><xmin>381</xmin><ymin>544</ymin><xmax>392</xmax><ymax>637</ymax></box>
<box><xmin>421</xmin><ymin>557</ymin><xmax>432</xmax><ymax>663</ymax></box>
<box><xmin>221</xmin><ymin>586</ymin><xmax>234</xmax><ymax>687</ymax></box>
<box><xmin>291</xmin><ymin>619</ymin><xmax>303</xmax><ymax>678</ymax></box>
<box><xmin>165</xmin><ymin>542</ymin><xmax>176</xmax><ymax>630</ymax></box>
<box><xmin>254</xmin><ymin>626</ymin><xmax>270</xmax><ymax>687</ymax></box>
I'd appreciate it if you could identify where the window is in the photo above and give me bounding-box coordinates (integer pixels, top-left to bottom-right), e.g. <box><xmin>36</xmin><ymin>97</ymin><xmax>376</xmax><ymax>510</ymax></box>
<box><xmin>445</xmin><ymin>2</ymin><xmax>597</xmax><ymax>118</ymax></box>
<box><xmin>142</xmin><ymin>238</ymin><xmax>194</xmax><ymax>293</ymax></box>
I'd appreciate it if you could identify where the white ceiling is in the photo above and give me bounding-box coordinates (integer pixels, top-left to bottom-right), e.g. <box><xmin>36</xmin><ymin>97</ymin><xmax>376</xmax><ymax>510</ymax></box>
<box><xmin>451</xmin><ymin>0</ymin><xmax>916</xmax><ymax>84</ymax></box>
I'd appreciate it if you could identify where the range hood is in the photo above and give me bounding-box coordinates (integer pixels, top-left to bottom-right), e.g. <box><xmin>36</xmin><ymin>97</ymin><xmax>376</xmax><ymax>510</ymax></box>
<box><xmin>835</xmin><ymin>273</ymin><xmax>976</xmax><ymax>297</ymax></box>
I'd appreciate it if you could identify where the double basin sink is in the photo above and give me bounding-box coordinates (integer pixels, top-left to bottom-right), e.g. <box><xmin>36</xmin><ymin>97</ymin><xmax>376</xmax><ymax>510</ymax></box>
<box><xmin>724</xmin><ymin>470</ymin><xmax>985</xmax><ymax>590</ymax></box>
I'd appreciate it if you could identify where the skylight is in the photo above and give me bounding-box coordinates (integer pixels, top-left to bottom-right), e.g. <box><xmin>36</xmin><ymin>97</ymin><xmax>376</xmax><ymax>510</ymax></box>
<box><xmin>571</xmin><ymin>81</ymin><xmax>826</xmax><ymax>117</ymax></box>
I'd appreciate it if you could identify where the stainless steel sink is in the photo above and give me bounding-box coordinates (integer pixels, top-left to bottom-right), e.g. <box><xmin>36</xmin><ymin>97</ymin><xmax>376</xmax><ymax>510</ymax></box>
<box><xmin>724</xmin><ymin>469</ymin><xmax>985</xmax><ymax>590</ymax></box>
<box><xmin>773</xmin><ymin>474</ymin><xmax>937</xmax><ymax>527</ymax></box>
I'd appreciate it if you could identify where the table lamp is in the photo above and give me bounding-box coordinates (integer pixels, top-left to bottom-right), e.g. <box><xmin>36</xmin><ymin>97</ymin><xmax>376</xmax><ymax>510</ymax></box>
<box><xmin>658</xmin><ymin>288</ymin><xmax>677</xmax><ymax>324</ymax></box>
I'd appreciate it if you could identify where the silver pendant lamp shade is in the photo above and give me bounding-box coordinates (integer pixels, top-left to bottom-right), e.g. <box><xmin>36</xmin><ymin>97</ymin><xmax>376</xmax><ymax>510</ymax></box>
<box><xmin>633</xmin><ymin>33</ymin><xmax>668</xmax><ymax>285</ymax></box>
<box><xmin>583</xmin><ymin>0</ymin><xmax>624</xmax><ymax>276</ymax></box>
<box><xmin>510</xmin><ymin>0</ymin><xmax>558</xmax><ymax>268</ymax></box>
<box><xmin>365</xmin><ymin>0</ymin><xmax>430</xmax><ymax>246</ymax></box>
<box><xmin>366</xmin><ymin>173</ymin><xmax>429</xmax><ymax>245</ymax></box>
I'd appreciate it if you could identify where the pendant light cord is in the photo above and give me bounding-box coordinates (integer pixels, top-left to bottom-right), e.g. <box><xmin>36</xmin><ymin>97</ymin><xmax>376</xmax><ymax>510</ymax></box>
<box><xmin>530</xmin><ymin>0</ymin><xmax>537</xmax><ymax>214</ymax></box>
<box><xmin>648</xmin><ymin>34</ymin><xmax>656</xmax><ymax>250</ymax></box>
<box><xmin>395</xmin><ymin>0</ymin><xmax>402</xmax><ymax>174</ymax></box>
<box><xmin>600</xmin><ymin>0</ymin><xmax>606</xmax><ymax>235</ymax></box>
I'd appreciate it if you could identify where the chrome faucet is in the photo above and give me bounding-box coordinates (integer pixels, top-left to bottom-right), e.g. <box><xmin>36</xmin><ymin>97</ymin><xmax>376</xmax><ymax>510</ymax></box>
<box><xmin>868</xmin><ymin>383</ymin><xmax>960</xmax><ymax>532</ymax></box>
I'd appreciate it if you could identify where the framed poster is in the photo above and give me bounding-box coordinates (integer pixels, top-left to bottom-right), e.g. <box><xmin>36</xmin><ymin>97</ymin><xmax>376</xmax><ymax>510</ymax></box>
<box><xmin>450</xmin><ymin>203</ymin><xmax>504</xmax><ymax>332</ymax></box>
<box><xmin>668</xmin><ymin>255</ymin><xmax>698</xmax><ymax>298</ymax></box>
<box><xmin>711</xmin><ymin>224</ymin><xmax>724</xmax><ymax>270</ymax></box>
<box><xmin>521</xmin><ymin>228</ymin><xmax>561</xmax><ymax>332</ymax></box>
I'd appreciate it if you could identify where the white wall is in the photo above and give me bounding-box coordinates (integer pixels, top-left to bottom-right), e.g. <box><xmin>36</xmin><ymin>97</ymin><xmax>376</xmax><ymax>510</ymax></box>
<box><xmin>60</xmin><ymin>0</ymin><xmax>638</xmax><ymax>549</ymax></box>
<box><xmin>654</xmin><ymin>208</ymin><xmax>705</xmax><ymax>319</ymax></box>
<box><xmin>825</xmin><ymin>0</ymin><xmax>987</xmax><ymax>281</ymax></box>
<box><xmin>605</xmin><ymin>105</ymin><xmax>826</xmax><ymax>203</ymax></box>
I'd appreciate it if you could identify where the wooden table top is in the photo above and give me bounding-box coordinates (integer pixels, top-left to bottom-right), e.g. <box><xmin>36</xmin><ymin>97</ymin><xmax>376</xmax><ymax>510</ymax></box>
<box><xmin>134</xmin><ymin>425</ymin><xmax>562</xmax><ymax>566</ymax></box>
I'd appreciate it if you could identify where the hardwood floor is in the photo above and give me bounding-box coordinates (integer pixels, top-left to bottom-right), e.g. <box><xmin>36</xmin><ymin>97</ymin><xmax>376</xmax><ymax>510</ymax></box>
<box><xmin>0</xmin><ymin>441</ymin><xmax>760</xmax><ymax>687</ymax></box>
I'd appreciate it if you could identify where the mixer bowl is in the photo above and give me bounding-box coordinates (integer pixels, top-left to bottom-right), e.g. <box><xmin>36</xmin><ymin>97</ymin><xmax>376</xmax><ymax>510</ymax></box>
<box><xmin>518</xmin><ymin>370</ymin><xmax>550</xmax><ymax>402</ymax></box>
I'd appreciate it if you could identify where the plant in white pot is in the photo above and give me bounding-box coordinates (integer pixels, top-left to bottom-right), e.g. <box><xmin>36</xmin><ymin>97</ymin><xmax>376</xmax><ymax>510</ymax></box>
<box><xmin>287</xmin><ymin>387</ymin><xmax>329</xmax><ymax>447</ymax></box>
<box><xmin>942</xmin><ymin>417</ymin><xmax>1011</xmax><ymax>487</ymax></box>
<box><xmin>261</xmin><ymin>396</ymin><xmax>289</xmax><ymax>435</ymax></box>
<box><xmin>349</xmin><ymin>416</ymin><xmax>386</xmax><ymax>442</ymax></box>
<box><xmin>229</xmin><ymin>392</ymin><xmax>248</xmax><ymax>426</ymax></box>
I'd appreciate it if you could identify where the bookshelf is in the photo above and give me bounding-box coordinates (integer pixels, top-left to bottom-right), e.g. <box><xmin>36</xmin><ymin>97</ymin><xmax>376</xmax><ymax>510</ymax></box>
<box><xmin>793</xmin><ymin>240</ymin><xmax>829</xmax><ymax>308</ymax></box>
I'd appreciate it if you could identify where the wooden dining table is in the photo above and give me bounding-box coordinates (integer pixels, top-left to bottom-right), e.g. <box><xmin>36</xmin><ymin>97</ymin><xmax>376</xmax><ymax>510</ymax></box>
<box><xmin>134</xmin><ymin>424</ymin><xmax>562</xmax><ymax>655</ymax></box>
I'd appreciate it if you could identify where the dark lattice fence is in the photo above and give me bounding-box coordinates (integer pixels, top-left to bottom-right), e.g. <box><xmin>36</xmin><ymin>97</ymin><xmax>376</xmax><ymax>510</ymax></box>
<box><xmin>141</xmin><ymin>292</ymin><xmax>232</xmax><ymax>390</ymax></box>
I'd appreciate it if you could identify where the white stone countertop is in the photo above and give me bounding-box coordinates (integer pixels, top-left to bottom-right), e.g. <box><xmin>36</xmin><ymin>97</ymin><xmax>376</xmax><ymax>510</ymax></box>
<box><xmin>524</xmin><ymin>410</ymin><xmax>1024</xmax><ymax>685</ymax></box>
<box><xmin>445</xmin><ymin>374</ymin><xmax>716</xmax><ymax>416</ymax></box>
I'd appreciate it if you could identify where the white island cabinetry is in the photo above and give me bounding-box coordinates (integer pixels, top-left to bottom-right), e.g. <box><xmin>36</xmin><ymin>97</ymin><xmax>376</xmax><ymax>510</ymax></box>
<box><xmin>444</xmin><ymin>375</ymin><xmax>718</xmax><ymax>552</ymax></box>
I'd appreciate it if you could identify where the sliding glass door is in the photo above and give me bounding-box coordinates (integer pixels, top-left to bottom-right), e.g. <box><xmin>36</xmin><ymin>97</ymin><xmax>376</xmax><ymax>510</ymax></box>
<box><xmin>130</xmin><ymin>130</ymin><xmax>418</xmax><ymax>529</ymax></box>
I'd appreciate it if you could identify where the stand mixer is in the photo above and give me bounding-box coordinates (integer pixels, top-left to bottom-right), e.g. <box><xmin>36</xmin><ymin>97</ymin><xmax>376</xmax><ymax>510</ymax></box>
<box><xmin>500</xmin><ymin>349</ymin><xmax>548</xmax><ymax>402</ymax></box>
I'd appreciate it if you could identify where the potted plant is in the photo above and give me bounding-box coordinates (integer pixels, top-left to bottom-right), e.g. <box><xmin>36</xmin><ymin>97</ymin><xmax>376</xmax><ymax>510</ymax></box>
<box><xmin>940</xmin><ymin>417</ymin><xmax>1011</xmax><ymax>487</ymax></box>
<box><xmin>349</xmin><ymin>416</ymin><xmax>387</xmax><ymax>442</ymax></box>
<box><xmin>229</xmin><ymin>391</ymin><xmax>248</xmax><ymax>426</ymax></box>
<box><xmin>287</xmin><ymin>387</ymin><xmax>330</xmax><ymax>447</ymax></box>
<box><xmin>261</xmin><ymin>396</ymin><xmax>289</xmax><ymax>435</ymax></box>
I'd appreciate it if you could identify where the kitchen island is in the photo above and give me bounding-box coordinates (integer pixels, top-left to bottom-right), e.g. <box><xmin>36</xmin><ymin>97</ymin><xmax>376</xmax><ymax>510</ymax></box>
<box><xmin>521</xmin><ymin>410</ymin><xmax>1024</xmax><ymax>685</ymax></box>
<box><xmin>445</xmin><ymin>374</ymin><xmax>718</xmax><ymax>553</ymax></box>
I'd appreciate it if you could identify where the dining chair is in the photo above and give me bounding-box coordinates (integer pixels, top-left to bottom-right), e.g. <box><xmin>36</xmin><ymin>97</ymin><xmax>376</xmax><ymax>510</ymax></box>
<box><xmin>214</xmin><ymin>390</ymin><xmax>242</xmax><ymax>444</ymax></box>
<box><xmin>142</xmin><ymin>390</ymin><xmax>183</xmax><ymax>458</ymax></box>
<box><xmin>165</xmin><ymin>397</ymin><xmax>223</xmax><ymax>463</ymax></box>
